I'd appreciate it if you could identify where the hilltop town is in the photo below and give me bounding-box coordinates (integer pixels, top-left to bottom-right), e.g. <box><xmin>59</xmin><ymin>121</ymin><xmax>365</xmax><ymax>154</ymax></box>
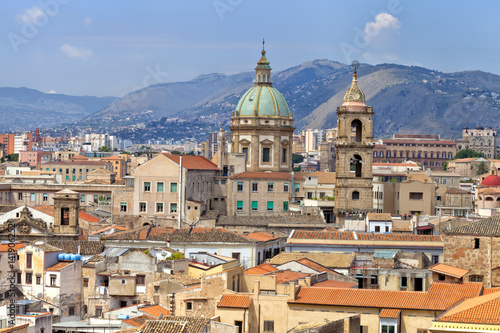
<box><xmin>1</xmin><ymin>47</ymin><xmax>500</xmax><ymax>333</ymax></box>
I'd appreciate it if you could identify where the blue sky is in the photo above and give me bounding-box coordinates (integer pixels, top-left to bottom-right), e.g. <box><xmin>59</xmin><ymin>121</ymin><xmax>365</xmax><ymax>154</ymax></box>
<box><xmin>0</xmin><ymin>0</ymin><xmax>498</xmax><ymax>97</ymax></box>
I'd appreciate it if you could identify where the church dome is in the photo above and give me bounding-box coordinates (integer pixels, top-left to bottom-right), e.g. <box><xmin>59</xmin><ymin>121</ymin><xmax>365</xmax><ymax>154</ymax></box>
<box><xmin>235</xmin><ymin>85</ymin><xmax>291</xmax><ymax>117</ymax></box>
<box><xmin>481</xmin><ymin>174</ymin><xmax>500</xmax><ymax>186</ymax></box>
<box><xmin>234</xmin><ymin>44</ymin><xmax>291</xmax><ymax>118</ymax></box>
<box><xmin>476</xmin><ymin>125</ymin><xmax>484</xmax><ymax>130</ymax></box>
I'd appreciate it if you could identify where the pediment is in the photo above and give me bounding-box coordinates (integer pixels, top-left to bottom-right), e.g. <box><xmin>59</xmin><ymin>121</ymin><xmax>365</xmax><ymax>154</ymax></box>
<box><xmin>239</xmin><ymin>139</ymin><xmax>251</xmax><ymax>145</ymax></box>
<box><xmin>0</xmin><ymin>218</ymin><xmax>47</xmax><ymax>235</ymax></box>
<box><xmin>281</xmin><ymin>139</ymin><xmax>290</xmax><ymax>145</ymax></box>
<box><xmin>260</xmin><ymin>139</ymin><xmax>274</xmax><ymax>145</ymax></box>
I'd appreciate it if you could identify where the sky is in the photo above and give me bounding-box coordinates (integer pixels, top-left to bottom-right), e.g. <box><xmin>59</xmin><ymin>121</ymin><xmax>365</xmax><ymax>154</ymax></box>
<box><xmin>1</xmin><ymin>0</ymin><xmax>499</xmax><ymax>97</ymax></box>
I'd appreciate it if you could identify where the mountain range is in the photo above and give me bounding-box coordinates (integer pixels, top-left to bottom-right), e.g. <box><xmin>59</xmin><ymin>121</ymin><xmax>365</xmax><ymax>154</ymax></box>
<box><xmin>3</xmin><ymin>60</ymin><xmax>500</xmax><ymax>141</ymax></box>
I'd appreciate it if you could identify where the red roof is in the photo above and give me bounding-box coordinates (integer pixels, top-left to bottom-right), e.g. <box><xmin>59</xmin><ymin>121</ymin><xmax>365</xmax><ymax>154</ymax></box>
<box><xmin>429</xmin><ymin>263</ymin><xmax>469</xmax><ymax>278</ymax></box>
<box><xmin>290</xmin><ymin>282</ymin><xmax>482</xmax><ymax>311</ymax></box>
<box><xmin>436</xmin><ymin>291</ymin><xmax>500</xmax><ymax>325</ymax></box>
<box><xmin>243</xmin><ymin>232</ymin><xmax>279</xmax><ymax>242</ymax></box>
<box><xmin>380</xmin><ymin>309</ymin><xmax>401</xmax><ymax>319</ymax></box>
<box><xmin>311</xmin><ymin>280</ymin><xmax>358</xmax><ymax>289</ymax></box>
<box><xmin>45</xmin><ymin>262</ymin><xmax>73</xmax><ymax>271</ymax></box>
<box><xmin>122</xmin><ymin>314</ymin><xmax>156</xmax><ymax>327</ymax></box>
<box><xmin>295</xmin><ymin>258</ymin><xmax>336</xmax><ymax>274</ymax></box>
<box><xmin>32</xmin><ymin>205</ymin><xmax>100</xmax><ymax>223</ymax></box>
<box><xmin>274</xmin><ymin>271</ymin><xmax>309</xmax><ymax>284</ymax></box>
<box><xmin>231</xmin><ymin>172</ymin><xmax>304</xmax><ymax>180</ymax></box>
<box><xmin>218</xmin><ymin>294</ymin><xmax>252</xmax><ymax>309</ymax></box>
<box><xmin>481</xmin><ymin>174</ymin><xmax>500</xmax><ymax>186</ymax></box>
<box><xmin>0</xmin><ymin>243</ymin><xmax>26</xmax><ymax>252</ymax></box>
<box><xmin>163</xmin><ymin>154</ymin><xmax>219</xmax><ymax>171</ymax></box>
<box><xmin>244</xmin><ymin>263</ymin><xmax>279</xmax><ymax>275</ymax></box>
<box><xmin>290</xmin><ymin>230</ymin><xmax>443</xmax><ymax>242</ymax></box>
<box><xmin>139</xmin><ymin>305</ymin><xmax>170</xmax><ymax>318</ymax></box>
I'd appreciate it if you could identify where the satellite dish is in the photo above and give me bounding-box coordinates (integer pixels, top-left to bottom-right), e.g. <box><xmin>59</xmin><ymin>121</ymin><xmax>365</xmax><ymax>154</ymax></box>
<box><xmin>37</xmin><ymin>293</ymin><xmax>42</xmax><ymax>298</ymax></box>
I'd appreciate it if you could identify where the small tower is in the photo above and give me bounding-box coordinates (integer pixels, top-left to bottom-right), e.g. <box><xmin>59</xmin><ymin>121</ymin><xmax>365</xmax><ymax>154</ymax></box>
<box><xmin>230</xmin><ymin>41</ymin><xmax>294</xmax><ymax>172</ymax></box>
<box><xmin>52</xmin><ymin>189</ymin><xmax>80</xmax><ymax>236</ymax></box>
<box><xmin>334</xmin><ymin>62</ymin><xmax>374</xmax><ymax>226</ymax></box>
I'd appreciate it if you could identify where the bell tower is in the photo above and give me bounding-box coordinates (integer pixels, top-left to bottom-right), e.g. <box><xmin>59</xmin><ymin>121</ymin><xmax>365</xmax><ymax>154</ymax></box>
<box><xmin>52</xmin><ymin>189</ymin><xmax>80</xmax><ymax>236</ymax></box>
<box><xmin>334</xmin><ymin>61</ymin><xmax>374</xmax><ymax>226</ymax></box>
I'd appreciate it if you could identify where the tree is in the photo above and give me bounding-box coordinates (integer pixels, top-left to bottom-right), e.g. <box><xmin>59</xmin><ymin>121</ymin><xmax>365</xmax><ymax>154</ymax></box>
<box><xmin>292</xmin><ymin>153</ymin><xmax>304</xmax><ymax>165</ymax></box>
<box><xmin>0</xmin><ymin>157</ymin><xmax>4</xmax><ymax>163</ymax></box>
<box><xmin>98</xmin><ymin>146</ymin><xmax>111</xmax><ymax>152</ymax></box>
<box><xmin>477</xmin><ymin>161</ymin><xmax>489</xmax><ymax>175</ymax></box>
<box><xmin>170</xmin><ymin>151</ymin><xmax>181</xmax><ymax>155</ymax></box>
<box><xmin>442</xmin><ymin>161</ymin><xmax>448</xmax><ymax>171</ymax></box>
<box><xmin>292</xmin><ymin>166</ymin><xmax>301</xmax><ymax>172</ymax></box>
<box><xmin>7</xmin><ymin>154</ymin><xmax>18</xmax><ymax>161</ymax></box>
<box><xmin>454</xmin><ymin>149</ymin><xmax>485</xmax><ymax>160</ymax></box>
<box><xmin>165</xmin><ymin>251</ymin><xmax>184</xmax><ymax>260</ymax></box>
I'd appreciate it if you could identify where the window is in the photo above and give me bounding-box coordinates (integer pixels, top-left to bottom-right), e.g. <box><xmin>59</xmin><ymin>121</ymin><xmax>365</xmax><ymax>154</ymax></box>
<box><xmin>121</xmin><ymin>279</ymin><xmax>126</xmax><ymax>285</ymax></box>
<box><xmin>18</xmin><ymin>192</ymin><xmax>23</xmax><ymax>201</ymax></box>
<box><xmin>436</xmin><ymin>195</ymin><xmax>442</xmax><ymax>201</ymax></box>
<box><xmin>409</xmin><ymin>192</ymin><xmax>423</xmax><ymax>200</ymax></box>
<box><xmin>474</xmin><ymin>238</ymin><xmax>480</xmax><ymax>249</ymax></box>
<box><xmin>17</xmin><ymin>272</ymin><xmax>21</xmax><ymax>284</ymax></box>
<box><xmin>221</xmin><ymin>179</ymin><xmax>226</xmax><ymax>185</ymax></box>
<box><xmin>401</xmin><ymin>276</ymin><xmax>408</xmax><ymax>288</ymax></box>
<box><xmin>237</xmin><ymin>201</ymin><xmax>243</xmax><ymax>211</ymax></box>
<box><xmin>283</xmin><ymin>183</ymin><xmax>289</xmax><ymax>193</ymax></box>
<box><xmin>95</xmin><ymin>307</ymin><xmax>102</xmax><ymax>317</ymax></box>
<box><xmin>94</xmin><ymin>195</ymin><xmax>99</xmax><ymax>203</ymax></box>
<box><xmin>282</xmin><ymin>148</ymin><xmax>287</xmax><ymax>163</ymax></box>
<box><xmin>375</xmin><ymin>226</ymin><xmax>380</xmax><ymax>232</ymax></box>
<box><xmin>469</xmin><ymin>275</ymin><xmax>483</xmax><ymax>282</ymax></box>
<box><xmin>268</xmin><ymin>183</ymin><xmax>274</xmax><ymax>192</ymax></box>
<box><xmin>157</xmin><ymin>182</ymin><xmax>164</xmax><ymax>192</ymax></box>
<box><xmin>156</xmin><ymin>203</ymin><xmax>164</xmax><ymax>213</ymax></box>
<box><xmin>81</xmin><ymin>194</ymin><xmax>85</xmax><ymax>203</ymax></box>
<box><xmin>26</xmin><ymin>273</ymin><xmax>32</xmax><ymax>285</ymax></box>
<box><xmin>26</xmin><ymin>253</ymin><xmax>32</xmax><ymax>269</ymax></box>
<box><xmin>262</xmin><ymin>147</ymin><xmax>270</xmax><ymax>163</ymax></box>
<box><xmin>263</xmin><ymin>320</ymin><xmax>274</xmax><ymax>332</ymax></box>
<box><xmin>417</xmin><ymin>330</ymin><xmax>428</xmax><ymax>333</ymax></box>
<box><xmin>139</xmin><ymin>202</ymin><xmax>147</xmax><ymax>212</ymax></box>
<box><xmin>68</xmin><ymin>307</ymin><xmax>75</xmax><ymax>316</ymax></box>
<box><xmin>170</xmin><ymin>182</ymin><xmax>177</xmax><ymax>193</ymax></box>
<box><xmin>352</xmin><ymin>191</ymin><xmax>360</xmax><ymax>200</ymax></box>
<box><xmin>431</xmin><ymin>255</ymin><xmax>439</xmax><ymax>265</ymax></box>
<box><xmin>154</xmin><ymin>286</ymin><xmax>160</xmax><ymax>294</ymax></box>
<box><xmin>83</xmin><ymin>278</ymin><xmax>89</xmax><ymax>287</ymax></box>
<box><xmin>136</xmin><ymin>275</ymin><xmax>145</xmax><ymax>285</ymax></box>
<box><xmin>442</xmin><ymin>178</ymin><xmax>447</xmax><ymax>184</ymax></box>
<box><xmin>252</xmin><ymin>201</ymin><xmax>258</xmax><ymax>211</ymax></box>
<box><xmin>252</xmin><ymin>182</ymin><xmax>258</xmax><ymax>192</ymax></box>
<box><xmin>144</xmin><ymin>182</ymin><xmax>151</xmax><ymax>192</ymax></box>
<box><xmin>307</xmin><ymin>192</ymin><xmax>313</xmax><ymax>199</ymax></box>
<box><xmin>43</xmin><ymin>193</ymin><xmax>48</xmax><ymax>202</ymax></box>
<box><xmin>242</xmin><ymin>147</ymin><xmax>248</xmax><ymax>162</ymax></box>
<box><xmin>267</xmin><ymin>201</ymin><xmax>274</xmax><ymax>211</ymax></box>
<box><xmin>283</xmin><ymin>201</ymin><xmax>289</xmax><ymax>212</ymax></box>
<box><xmin>294</xmin><ymin>183</ymin><xmax>300</xmax><ymax>193</ymax></box>
<box><xmin>237</xmin><ymin>182</ymin><xmax>244</xmax><ymax>192</ymax></box>
<box><xmin>50</xmin><ymin>275</ymin><xmax>56</xmax><ymax>286</ymax></box>
<box><xmin>36</xmin><ymin>276</ymin><xmax>41</xmax><ymax>285</ymax></box>
<box><xmin>186</xmin><ymin>301</ymin><xmax>193</xmax><ymax>311</ymax></box>
<box><xmin>438</xmin><ymin>274</ymin><xmax>445</xmax><ymax>281</ymax></box>
<box><xmin>119</xmin><ymin>202</ymin><xmax>127</xmax><ymax>212</ymax></box>
<box><xmin>170</xmin><ymin>203</ymin><xmax>177</xmax><ymax>213</ymax></box>
<box><xmin>232</xmin><ymin>252</ymin><xmax>240</xmax><ymax>260</ymax></box>
<box><xmin>381</xmin><ymin>325</ymin><xmax>395</xmax><ymax>333</ymax></box>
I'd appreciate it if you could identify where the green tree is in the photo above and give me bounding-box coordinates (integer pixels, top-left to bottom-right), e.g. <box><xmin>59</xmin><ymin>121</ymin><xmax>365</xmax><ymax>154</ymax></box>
<box><xmin>292</xmin><ymin>166</ymin><xmax>301</xmax><ymax>172</ymax></box>
<box><xmin>7</xmin><ymin>154</ymin><xmax>18</xmax><ymax>161</ymax></box>
<box><xmin>0</xmin><ymin>157</ymin><xmax>4</xmax><ymax>163</ymax></box>
<box><xmin>170</xmin><ymin>151</ymin><xmax>181</xmax><ymax>155</ymax></box>
<box><xmin>442</xmin><ymin>161</ymin><xmax>448</xmax><ymax>171</ymax></box>
<box><xmin>454</xmin><ymin>149</ymin><xmax>485</xmax><ymax>160</ymax></box>
<box><xmin>477</xmin><ymin>161</ymin><xmax>489</xmax><ymax>175</ymax></box>
<box><xmin>98</xmin><ymin>146</ymin><xmax>111</xmax><ymax>152</ymax></box>
<box><xmin>292</xmin><ymin>153</ymin><xmax>304</xmax><ymax>165</ymax></box>
<box><xmin>165</xmin><ymin>251</ymin><xmax>184</xmax><ymax>260</ymax></box>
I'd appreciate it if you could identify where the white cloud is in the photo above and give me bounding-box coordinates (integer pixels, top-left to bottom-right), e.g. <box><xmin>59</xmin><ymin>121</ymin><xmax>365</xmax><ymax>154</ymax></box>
<box><xmin>84</xmin><ymin>17</ymin><xmax>92</xmax><ymax>26</ymax></box>
<box><xmin>364</xmin><ymin>13</ymin><xmax>401</xmax><ymax>43</ymax></box>
<box><xmin>48</xmin><ymin>90</ymin><xmax>57</xmax><ymax>94</ymax></box>
<box><xmin>60</xmin><ymin>44</ymin><xmax>93</xmax><ymax>60</ymax></box>
<box><xmin>16</xmin><ymin>6</ymin><xmax>45</xmax><ymax>25</ymax></box>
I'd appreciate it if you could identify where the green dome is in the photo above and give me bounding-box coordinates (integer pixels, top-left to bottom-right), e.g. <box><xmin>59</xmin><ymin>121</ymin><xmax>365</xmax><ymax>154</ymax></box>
<box><xmin>235</xmin><ymin>85</ymin><xmax>291</xmax><ymax>117</ymax></box>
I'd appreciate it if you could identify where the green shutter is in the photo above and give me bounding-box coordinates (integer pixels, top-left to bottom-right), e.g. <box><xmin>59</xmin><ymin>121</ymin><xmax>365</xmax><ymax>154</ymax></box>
<box><xmin>267</xmin><ymin>201</ymin><xmax>273</xmax><ymax>210</ymax></box>
<box><xmin>237</xmin><ymin>201</ymin><xmax>243</xmax><ymax>209</ymax></box>
<box><xmin>170</xmin><ymin>182</ymin><xmax>177</xmax><ymax>193</ymax></box>
<box><xmin>283</xmin><ymin>201</ymin><xmax>288</xmax><ymax>212</ymax></box>
<box><xmin>157</xmin><ymin>182</ymin><xmax>164</xmax><ymax>192</ymax></box>
<box><xmin>252</xmin><ymin>201</ymin><xmax>258</xmax><ymax>210</ymax></box>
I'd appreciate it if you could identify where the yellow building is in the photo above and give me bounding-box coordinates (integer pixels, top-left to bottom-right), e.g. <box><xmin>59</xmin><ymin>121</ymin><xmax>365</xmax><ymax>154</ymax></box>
<box><xmin>187</xmin><ymin>252</ymin><xmax>241</xmax><ymax>279</ymax></box>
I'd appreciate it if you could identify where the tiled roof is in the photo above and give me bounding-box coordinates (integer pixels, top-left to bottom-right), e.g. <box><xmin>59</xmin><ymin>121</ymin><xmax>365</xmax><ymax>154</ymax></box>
<box><xmin>483</xmin><ymin>288</ymin><xmax>500</xmax><ymax>295</ymax></box>
<box><xmin>45</xmin><ymin>261</ymin><xmax>73</xmax><ymax>271</ymax></box>
<box><xmin>295</xmin><ymin>171</ymin><xmax>336</xmax><ymax>184</ymax></box>
<box><xmin>0</xmin><ymin>243</ymin><xmax>26</xmax><ymax>252</ymax></box>
<box><xmin>218</xmin><ymin>215</ymin><xmax>324</xmax><ymax>226</ymax></box>
<box><xmin>90</xmin><ymin>225</ymin><xmax>129</xmax><ymax>235</ymax></box>
<box><xmin>163</xmin><ymin>154</ymin><xmax>219</xmax><ymax>171</ymax></box>
<box><xmin>0</xmin><ymin>323</ymin><xmax>30</xmax><ymax>333</ymax></box>
<box><xmin>103</xmin><ymin>226</ymin><xmax>258</xmax><ymax>244</ymax></box>
<box><xmin>429</xmin><ymin>263</ymin><xmax>469</xmax><ymax>278</ymax></box>
<box><xmin>295</xmin><ymin>258</ymin><xmax>336</xmax><ymax>274</ymax></box>
<box><xmin>435</xmin><ymin>291</ymin><xmax>500</xmax><ymax>324</ymax></box>
<box><xmin>34</xmin><ymin>244</ymin><xmax>61</xmax><ymax>252</ymax></box>
<box><xmin>32</xmin><ymin>205</ymin><xmax>101</xmax><ymax>223</ymax></box>
<box><xmin>230</xmin><ymin>172</ymin><xmax>304</xmax><ymax>180</ymax></box>
<box><xmin>140</xmin><ymin>316</ymin><xmax>210</xmax><ymax>333</ymax></box>
<box><xmin>139</xmin><ymin>305</ymin><xmax>170</xmax><ymax>319</ymax></box>
<box><xmin>218</xmin><ymin>294</ymin><xmax>252</xmax><ymax>309</ymax></box>
<box><xmin>446</xmin><ymin>188</ymin><xmax>470</xmax><ymax>194</ymax></box>
<box><xmin>274</xmin><ymin>271</ymin><xmax>309</xmax><ymax>284</ymax></box>
<box><xmin>367</xmin><ymin>213</ymin><xmax>393</xmax><ymax>221</ymax></box>
<box><xmin>42</xmin><ymin>161</ymin><xmax>107</xmax><ymax>166</ymax></box>
<box><xmin>290</xmin><ymin>230</ymin><xmax>443</xmax><ymax>242</ymax></box>
<box><xmin>445</xmin><ymin>216</ymin><xmax>500</xmax><ymax>236</ymax></box>
<box><xmin>46</xmin><ymin>240</ymin><xmax>104</xmax><ymax>255</ymax></box>
<box><xmin>244</xmin><ymin>263</ymin><xmax>279</xmax><ymax>275</ymax></box>
<box><xmin>373</xmin><ymin>163</ymin><xmax>419</xmax><ymax>167</ymax></box>
<box><xmin>290</xmin><ymin>282</ymin><xmax>482</xmax><ymax>311</ymax></box>
<box><xmin>311</xmin><ymin>280</ymin><xmax>357</xmax><ymax>289</ymax></box>
<box><xmin>243</xmin><ymin>231</ymin><xmax>279</xmax><ymax>242</ymax></box>
<box><xmin>478</xmin><ymin>187</ymin><xmax>500</xmax><ymax>195</ymax></box>
<box><xmin>269</xmin><ymin>252</ymin><xmax>355</xmax><ymax>268</ymax></box>
<box><xmin>380</xmin><ymin>309</ymin><xmax>400</xmax><ymax>319</ymax></box>
<box><xmin>122</xmin><ymin>314</ymin><xmax>156</xmax><ymax>327</ymax></box>
<box><xmin>391</xmin><ymin>221</ymin><xmax>412</xmax><ymax>232</ymax></box>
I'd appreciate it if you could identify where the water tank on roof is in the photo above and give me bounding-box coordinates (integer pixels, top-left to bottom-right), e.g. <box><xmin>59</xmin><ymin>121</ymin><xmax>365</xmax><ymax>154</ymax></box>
<box><xmin>70</xmin><ymin>254</ymin><xmax>77</xmax><ymax>261</ymax></box>
<box><xmin>58</xmin><ymin>253</ymin><xmax>65</xmax><ymax>260</ymax></box>
<box><xmin>117</xmin><ymin>314</ymin><xmax>129</xmax><ymax>320</ymax></box>
<box><xmin>75</xmin><ymin>254</ymin><xmax>81</xmax><ymax>261</ymax></box>
<box><xmin>64</xmin><ymin>254</ymin><xmax>71</xmax><ymax>260</ymax></box>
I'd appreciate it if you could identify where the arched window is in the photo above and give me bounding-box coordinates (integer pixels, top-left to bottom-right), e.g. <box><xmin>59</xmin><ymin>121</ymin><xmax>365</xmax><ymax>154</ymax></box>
<box><xmin>352</xmin><ymin>191</ymin><xmax>360</xmax><ymax>200</ymax></box>
<box><xmin>351</xmin><ymin>120</ymin><xmax>362</xmax><ymax>143</ymax></box>
<box><xmin>486</xmin><ymin>197</ymin><xmax>494</xmax><ymax>201</ymax></box>
<box><xmin>350</xmin><ymin>154</ymin><xmax>363</xmax><ymax>177</ymax></box>
<box><xmin>380</xmin><ymin>151</ymin><xmax>384</xmax><ymax>158</ymax></box>
<box><xmin>496</xmin><ymin>197</ymin><xmax>500</xmax><ymax>201</ymax></box>
<box><xmin>386</xmin><ymin>151</ymin><xmax>390</xmax><ymax>158</ymax></box>
<box><xmin>374</xmin><ymin>151</ymin><xmax>378</xmax><ymax>157</ymax></box>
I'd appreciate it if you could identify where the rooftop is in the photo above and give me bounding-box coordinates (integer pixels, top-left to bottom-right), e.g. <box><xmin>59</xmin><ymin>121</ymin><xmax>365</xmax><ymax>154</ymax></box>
<box><xmin>379</xmin><ymin>309</ymin><xmax>401</xmax><ymax>319</ymax></box>
<box><xmin>230</xmin><ymin>172</ymin><xmax>304</xmax><ymax>180</ymax></box>
<box><xmin>139</xmin><ymin>316</ymin><xmax>210</xmax><ymax>333</ymax></box>
<box><xmin>45</xmin><ymin>261</ymin><xmax>73</xmax><ymax>271</ymax></box>
<box><xmin>429</xmin><ymin>263</ymin><xmax>469</xmax><ymax>278</ymax></box>
<box><xmin>46</xmin><ymin>240</ymin><xmax>104</xmax><ymax>255</ymax></box>
<box><xmin>217</xmin><ymin>294</ymin><xmax>252</xmax><ymax>309</ymax></box>
<box><xmin>289</xmin><ymin>230</ymin><xmax>443</xmax><ymax>243</ymax></box>
<box><xmin>162</xmin><ymin>154</ymin><xmax>219</xmax><ymax>171</ymax></box>
<box><xmin>445</xmin><ymin>216</ymin><xmax>500</xmax><ymax>236</ymax></box>
<box><xmin>244</xmin><ymin>263</ymin><xmax>279</xmax><ymax>275</ymax></box>
<box><xmin>269</xmin><ymin>252</ymin><xmax>355</xmax><ymax>268</ymax></box>
<box><xmin>367</xmin><ymin>213</ymin><xmax>393</xmax><ymax>221</ymax></box>
<box><xmin>435</xmin><ymin>291</ymin><xmax>500</xmax><ymax>325</ymax></box>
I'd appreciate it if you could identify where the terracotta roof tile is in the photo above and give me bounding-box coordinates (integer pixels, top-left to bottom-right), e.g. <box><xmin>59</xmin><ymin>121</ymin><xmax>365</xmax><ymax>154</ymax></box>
<box><xmin>380</xmin><ymin>309</ymin><xmax>401</xmax><ymax>319</ymax></box>
<box><xmin>290</xmin><ymin>230</ymin><xmax>443</xmax><ymax>242</ymax></box>
<box><xmin>163</xmin><ymin>154</ymin><xmax>219</xmax><ymax>171</ymax></box>
<box><xmin>429</xmin><ymin>263</ymin><xmax>469</xmax><ymax>278</ymax></box>
<box><xmin>243</xmin><ymin>231</ymin><xmax>279</xmax><ymax>242</ymax></box>
<box><xmin>45</xmin><ymin>261</ymin><xmax>73</xmax><ymax>271</ymax></box>
<box><xmin>295</xmin><ymin>258</ymin><xmax>336</xmax><ymax>274</ymax></box>
<box><xmin>0</xmin><ymin>324</ymin><xmax>30</xmax><ymax>333</ymax></box>
<box><xmin>483</xmin><ymin>288</ymin><xmax>500</xmax><ymax>295</ymax></box>
<box><xmin>274</xmin><ymin>271</ymin><xmax>310</xmax><ymax>284</ymax></box>
<box><xmin>311</xmin><ymin>280</ymin><xmax>357</xmax><ymax>289</ymax></box>
<box><xmin>122</xmin><ymin>314</ymin><xmax>156</xmax><ymax>327</ymax></box>
<box><xmin>46</xmin><ymin>240</ymin><xmax>104</xmax><ymax>255</ymax></box>
<box><xmin>230</xmin><ymin>172</ymin><xmax>304</xmax><ymax>180</ymax></box>
<box><xmin>33</xmin><ymin>205</ymin><xmax>101</xmax><ymax>223</ymax></box>
<box><xmin>367</xmin><ymin>213</ymin><xmax>392</xmax><ymax>221</ymax></box>
<box><xmin>436</xmin><ymin>291</ymin><xmax>500</xmax><ymax>324</ymax></box>
<box><xmin>290</xmin><ymin>282</ymin><xmax>482</xmax><ymax>311</ymax></box>
<box><xmin>0</xmin><ymin>243</ymin><xmax>26</xmax><ymax>252</ymax></box>
<box><xmin>244</xmin><ymin>263</ymin><xmax>279</xmax><ymax>275</ymax></box>
<box><xmin>218</xmin><ymin>294</ymin><xmax>252</xmax><ymax>309</ymax></box>
<box><xmin>140</xmin><ymin>316</ymin><xmax>210</xmax><ymax>333</ymax></box>
<box><xmin>269</xmin><ymin>252</ymin><xmax>355</xmax><ymax>268</ymax></box>
<box><xmin>139</xmin><ymin>305</ymin><xmax>170</xmax><ymax>319</ymax></box>
<box><xmin>446</xmin><ymin>216</ymin><xmax>500</xmax><ymax>236</ymax></box>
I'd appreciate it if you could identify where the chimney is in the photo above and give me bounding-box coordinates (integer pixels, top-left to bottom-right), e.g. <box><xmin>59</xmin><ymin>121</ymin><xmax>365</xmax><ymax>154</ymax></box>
<box><xmin>253</xmin><ymin>280</ymin><xmax>260</xmax><ymax>299</ymax></box>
